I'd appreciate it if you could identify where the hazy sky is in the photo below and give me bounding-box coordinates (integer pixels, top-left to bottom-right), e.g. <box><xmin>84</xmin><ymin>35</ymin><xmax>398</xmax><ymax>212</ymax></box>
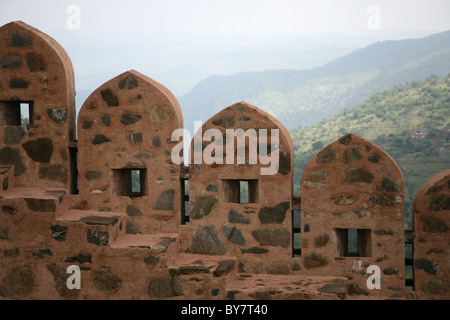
<box><xmin>1</xmin><ymin>0</ymin><xmax>450</xmax><ymax>37</ymax></box>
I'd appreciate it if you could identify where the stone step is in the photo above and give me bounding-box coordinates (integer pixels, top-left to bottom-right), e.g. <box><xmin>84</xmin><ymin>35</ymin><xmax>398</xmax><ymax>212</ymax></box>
<box><xmin>0</xmin><ymin>187</ymin><xmax>68</xmax><ymax>216</ymax></box>
<box><xmin>226</xmin><ymin>274</ymin><xmax>348</xmax><ymax>300</ymax></box>
<box><xmin>55</xmin><ymin>209</ymin><xmax>127</xmax><ymax>246</ymax></box>
<box><xmin>168</xmin><ymin>253</ymin><xmax>237</xmax><ymax>278</ymax></box>
<box><xmin>0</xmin><ymin>187</ymin><xmax>69</xmax><ymax>246</ymax></box>
<box><xmin>110</xmin><ymin>233</ymin><xmax>179</xmax><ymax>257</ymax></box>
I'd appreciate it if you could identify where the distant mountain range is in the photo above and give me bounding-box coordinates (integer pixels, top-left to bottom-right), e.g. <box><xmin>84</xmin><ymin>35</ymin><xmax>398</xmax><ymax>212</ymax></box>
<box><xmin>290</xmin><ymin>74</ymin><xmax>450</xmax><ymax>228</ymax></box>
<box><xmin>179</xmin><ymin>30</ymin><xmax>450</xmax><ymax>131</ymax></box>
<box><xmin>68</xmin><ymin>32</ymin><xmax>360</xmax><ymax>115</ymax></box>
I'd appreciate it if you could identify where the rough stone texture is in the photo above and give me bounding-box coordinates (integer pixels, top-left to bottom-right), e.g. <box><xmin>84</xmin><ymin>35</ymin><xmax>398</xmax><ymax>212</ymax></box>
<box><xmin>46</xmin><ymin>109</ymin><xmax>67</xmax><ymax>124</ymax></box>
<box><xmin>368</xmin><ymin>154</ymin><xmax>381</xmax><ymax>163</ymax></box>
<box><xmin>342</xmin><ymin>146</ymin><xmax>362</xmax><ymax>164</ymax></box>
<box><xmin>190</xmin><ymin>195</ymin><xmax>217</xmax><ymax>220</ymax></box>
<box><xmin>118</xmin><ymin>73</ymin><xmax>138</xmax><ymax>90</ymax></box>
<box><xmin>314</xmin><ymin>234</ymin><xmax>329</xmax><ymax>247</ymax></box>
<box><xmin>309</xmin><ymin>169</ymin><xmax>327</xmax><ymax>180</ymax></box>
<box><xmin>39</xmin><ymin>164</ymin><xmax>68</xmax><ymax>183</ymax></box>
<box><xmin>338</xmin><ymin>134</ymin><xmax>353</xmax><ymax>145</ymax></box>
<box><xmin>150</xmin><ymin>106</ymin><xmax>173</xmax><ymax>122</ymax></box>
<box><xmin>258</xmin><ymin>202</ymin><xmax>290</xmax><ymax>224</ymax></box>
<box><xmin>81</xmin><ymin>216</ymin><xmax>119</xmax><ymax>226</ymax></box>
<box><xmin>51</xmin><ymin>224</ymin><xmax>67</xmax><ymax>241</ymax></box>
<box><xmin>347</xmin><ymin>283</ymin><xmax>369</xmax><ymax>296</ymax></box>
<box><xmin>212</xmin><ymin>116</ymin><xmax>234</xmax><ymax>128</ymax></box>
<box><xmin>92</xmin><ymin>134</ymin><xmax>111</xmax><ymax>145</ymax></box>
<box><xmin>125</xmin><ymin>220</ymin><xmax>140</xmax><ymax>234</ymax></box>
<box><xmin>152</xmin><ymin>136</ymin><xmax>161</xmax><ymax>147</ymax></box>
<box><xmin>152</xmin><ymin>189</ymin><xmax>175</xmax><ymax>210</ymax></box>
<box><xmin>128</xmin><ymin>132</ymin><xmax>143</xmax><ymax>145</ymax></box>
<box><xmin>92</xmin><ymin>267</ymin><xmax>122</xmax><ymax>294</ymax></box>
<box><xmin>413</xmin><ymin>170</ymin><xmax>450</xmax><ymax>299</ymax></box>
<box><xmin>100</xmin><ymin>115</ymin><xmax>111</xmax><ymax>127</ymax></box>
<box><xmin>100</xmin><ymin>89</ymin><xmax>119</xmax><ymax>107</ymax></box>
<box><xmin>87</xmin><ymin>230</ymin><xmax>109</xmax><ymax>246</ymax></box>
<box><xmin>415</xmin><ymin>258</ymin><xmax>441</xmax><ymax>275</ymax></box>
<box><xmin>206</xmin><ymin>184</ymin><xmax>218</xmax><ymax>192</ymax></box>
<box><xmin>0</xmin><ymin>55</ymin><xmax>23</xmax><ymax>69</ymax></box>
<box><xmin>303</xmin><ymin>253</ymin><xmax>329</xmax><ymax>269</ymax></box>
<box><xmin>144</xmin><ymin>255</ymin><xmax>159</xmax><ymax>266</ymax></box>
<box><xmin>2</xmin><ymin>205</ymin><xmax>15</xmax><ymax>214</ymax></box>
<box><xmin>0</xmin><ymin>147</ymin><xmax>26</xmax><ymax>175</ymax></box>
<box><xmin>47</xmin><ymin>263</ymin><xmax>80</xmax><ymax>299</ymax></box>
<box><xmin>266</xmin><ymin>261</ymin><xmax>291</xmax><ymax>275</ymax></box>
<box><xmin>278</xmin><ymin>152</ymin><xmax>291</xmax><ymax>175</ymax></box>
<box><xmin>330</xmin><ymin>193</ymin><xmax>358</xmax><ymax>205</ymax></box>
<box><xmin>430</xmin><ymin>195</ymin><xmax>450</xmax><ymax>211</ymax></box>
<box><xmin>81</xmin><ymin>119</ymin><xmax>92</xmax><ymax>129</ymax></box>
<box><xmin>420</xmin><ymin>216</ymin><xmax>448</xmax><ymax>233</ymax></box>
<box><xmin>186</xmin><ymin>226</ymin><xmax>227</xmax><ymax>255</ymax></box>
<box><xmin>25</xmin><ymin>198</ymin><xmax>57</xmax><ymax>212</ymax></box>
<box><xmin>223</xmin><ymin>226</ymin><xmax>246</xmax><ymax>245</ymax></box>
<box><xmin>4</xmin><ymin>126</ymin><xmax>26</xmax><ymax>145</ymax></box>
<box><xmin>344</xmin><ymin>167</ymin><xmax>374</xmax><ymax>184</ymax></box>
<box><xmin>317</xmin><ymin>282</ymin><xmax>347</xmax><ymax>300</ymax></box>
<box><xmin>252</xmin><ymin>228</ymin><xmax>290</xmax><ymax>248</ymax></box>
<box><xmin>0</xmin><ymin>266</ymin><xmax>34</xmax><ymax>298</ymax></box>
<box><xmin>379</xmin><ymin>177</ymin><xmax>400</xmax><ymax>192</ymax></box>
<box><xmin>85</xmin><ymin>170</ymin><xmax>103</xmax><ymax>180</ymax></box>
<box><xmin>302</xmin><ymin>180</ymin><xmax>330</xmax><ymax>189</ymax></box>
<box><xmin>9</xmin><ymin>31</ymin><xmax>32</xmax><ymax>47</ymax></box>
<box><xmin>22</xmin><ymin>138</ymin><xmax>54</xmax><ymax>163</ymax></box>
<box><xmin>316</xmin><ymin>146</ymin><xmax>335</xmax><ymax>163</ymax></box>
<box><xmin>126</xmin><ymin>204</ymin><xmax>142</xmax><ymax>216</ymax></box>
<box><xmin>240</xmin><ymin>247</ymin><xmax>269</xmax><ymax>254</ymax></box>
<box><xmin>120</xmin><ymin>112</ymin><xmax>142</xmax><ymax>125</ymax></box>
<box><xmin>65</xmin><ymin>254</ymin><xmax>92</xmax><ymax>264</ymax></box>
<box><xmin>26</xmin><ymin>52</ymin><xmax>46</xmax><ymax>72</ymax></box>
<box><xmin>228</xmin><ymin>210</ymin><xmax>250</xmax><ymax>224</ymax></box>
<box><xmin>421</xmin><ymin>280</ymin><xmax>450</xmax><ymax>295</ymax></box>
<box><xmin>9</xmin><ymin>79</ymin><xmax>29</xmax><ymax>88</ymax></box>
<box><xmin>148</xmin><ymin>276</ymin><xmax>183</xmax><ymax>298</ymax></box>
<box><xmin>213</xmin><ymin>260</ymin><xmax>235</xmax><ymax>277</ymax></box>
<box><xmin>369</xmin><ymin>193</ymin><xmax>402</xmax><ymax>207</ymax></box>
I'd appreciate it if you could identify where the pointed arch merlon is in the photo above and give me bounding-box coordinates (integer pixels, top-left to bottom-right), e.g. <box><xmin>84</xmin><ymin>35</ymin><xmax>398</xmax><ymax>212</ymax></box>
<box><xmin>413</xmin><ymin>169</ymin><xmax>450</xmax><ymax>216</ymax></box>
<box><xmin>412</xmin><ymin>169</ymin><xmax>450</xmax><ymax>298</ymax></box>
<box><xmin>0</xmin><ymin>21</ymin><xmax>75</xmax><ymax>188</ymax></box>
<box><xmin>75</xmin><ymin>70</ymin><xmax>184</xmax><ymax>229</ymax></box>
<box><xmin>0</xmin><ymin>21</ymin><xmax>76</xmax><ymax>137</ymax></box>
<box><xmin>301</xmin><ymin>133</ymin><xmax>404</xmax><ymax>198</ymax></box>
<box><xmin>189</xmin><ymin>101</ymin><xmax>294</xmax><ymax>176</ymax></box>
<box><xmin>78</xmin><ymin>69</ymin><xmax>183</xmax><ymax>133</ymax></box>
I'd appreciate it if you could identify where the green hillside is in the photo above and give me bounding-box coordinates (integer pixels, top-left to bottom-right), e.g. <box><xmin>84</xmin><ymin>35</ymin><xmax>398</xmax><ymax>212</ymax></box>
<box><xmin>290</xmin><ymin>74</ymin><xmax>450</xmax><ymax>229</ymax></box>
<box><xmin>180</xmin><ymin>30</ymin><xmax>450</xmax><ymax>131</ymax></box>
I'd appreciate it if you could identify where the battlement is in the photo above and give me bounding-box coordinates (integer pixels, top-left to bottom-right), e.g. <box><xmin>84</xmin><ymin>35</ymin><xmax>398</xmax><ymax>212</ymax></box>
<box><xmin>0</xmin><ymin>21</ymin><xmax>449</xmax><ymax>300</ymax></box>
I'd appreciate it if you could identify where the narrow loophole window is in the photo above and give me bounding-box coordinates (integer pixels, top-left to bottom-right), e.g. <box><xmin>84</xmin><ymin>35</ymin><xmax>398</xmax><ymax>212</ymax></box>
<box><xmin>222</xmin><ymin>179</ymin><xmax>258</xmax><ymax>204</ymax></box>
<box><xmin>334</xmin><ymin>228</ymin><xmax>371</xmax><ymax>258</ymax></box>
<box><xmin>112</xmin><ymin>168</ymin><xmax>147</xmax><ymax>197</ymax></box>
<box><xmin>0</xmin><ymin>101</ymin><xmax>33</xmax><ymax>126</ymax></box>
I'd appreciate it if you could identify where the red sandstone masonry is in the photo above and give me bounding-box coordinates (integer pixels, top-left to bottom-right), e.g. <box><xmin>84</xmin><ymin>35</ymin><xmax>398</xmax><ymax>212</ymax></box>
<box><xmin>413</xmin><ymin>169</ymin><xmax>450</xmax><ymax>299</ymax></box>
<box><xmin>185</xmin><ymin>102</ymin><xmax>294</xmax><ymax>271</ymax></box>
<box><xmin>300</xmin><ymin>133</ymin><xmax>406</xmax><ymax>299</ymax></box>
<box><xmin>0</xmin><ymin>21</ymin><xmax>449</xmax><ymax>300</ymax></box>
<box><xmin>76</xmin><ymin>70</ymin><xmax>184</xmax><ymax>235</ymax></box>
<box><xmin>0</xmin><ymin>21</ymin><xmax>75</xmax><ymax>189</ymax></box>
